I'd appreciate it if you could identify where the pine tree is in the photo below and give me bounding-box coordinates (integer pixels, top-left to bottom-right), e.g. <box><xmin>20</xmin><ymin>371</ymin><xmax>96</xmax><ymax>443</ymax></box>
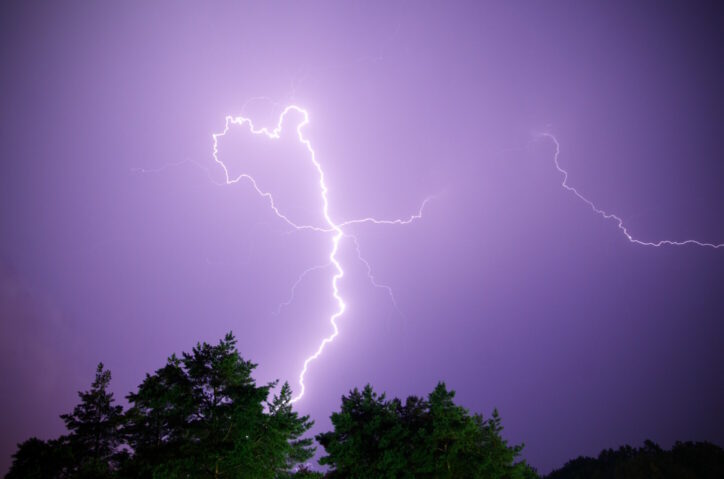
<box><xmin>5</xmin><ymin>437</ymin><xmax>72</xmax><ymax>479</ymax></box>
<box><xmin>317</xmin><ymin>382</ymin><xmax>537</xmax><ymax>478</ymax></box>
<box><xmin>122</xmin><ymin>332</ymin><xmax>314</xmax><ymax>478</ymax></box>
<box><xmin>60</xmin><ymin>363</ymin><xmax>124</xmax><ymax>477</ymax></box>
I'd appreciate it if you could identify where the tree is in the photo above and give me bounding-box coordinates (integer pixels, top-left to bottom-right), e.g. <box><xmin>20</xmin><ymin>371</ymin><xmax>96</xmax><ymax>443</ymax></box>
<box><xmin>545</xmin><ymin>440</ymin><xmax>724</xmax><ymax>479</ymax></box>
<box><xmin>264</xmin><ymin>382</ymin><xmax>316</xmax><ymax>473</ymax></box>
<box><xmin>317</xmin><ymin>385</ymin><xmax>404</xmax><ymax>477</ymax></box>
<box><xmin>5</xmin><ymin>437</ymin><xmax>72</xmax><ymax>479</ymax></box>
<box><xmin>7</xmin><ymin>363</ymin><xmax>124</xmax><ymax>479</ymax></box>
<box><xmin>317</xmin><ymin>382</ymin><xmax>536</xmax><ymax>478</ymax></box>
<box><xmin>60</xmin><ymin>363</ymin><xmax>124</xmax><ymax>478</ymax></box>
<box><xmin>122</xmin><ymin>332</ymin><xmax>315</xmax><ymax>478</ymax></box>
<box><xmin>6</xmin><ymin>333</ymin><xmax>315</xmax><ymax>479</ymax></box>
<box><xmin>121</xmin><ymin>355</ymin><xmax>194</xmax><ymax>477</ymax></box>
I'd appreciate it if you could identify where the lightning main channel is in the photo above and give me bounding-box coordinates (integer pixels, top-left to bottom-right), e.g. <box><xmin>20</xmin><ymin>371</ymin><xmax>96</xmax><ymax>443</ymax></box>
<box><xmin>539</xmin><ymin>133</ymin><xmax>723</xmax><ymax>249</ymax></box>
<box><xmin>212</xmin><ymin>105</ymin><xmax>431</xmax><ymax>403</ymax></box>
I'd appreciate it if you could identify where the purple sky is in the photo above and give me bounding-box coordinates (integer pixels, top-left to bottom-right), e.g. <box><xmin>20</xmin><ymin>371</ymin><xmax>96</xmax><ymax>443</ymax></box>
<box><xmin>1</xmin><ymin>1</ymin><xmax>723</xmax><ymax>474</ymax></box>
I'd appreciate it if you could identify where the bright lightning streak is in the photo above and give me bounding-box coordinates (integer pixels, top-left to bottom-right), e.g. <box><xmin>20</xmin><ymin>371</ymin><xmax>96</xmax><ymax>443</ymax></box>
<box><xmin>212</xmin><ymin>109</ymin><xmax>329</xmax><ymax>234</ymax></box>
<box><xmin>339</xmin><ymin>197</ymin><xmax>433</xmax><ymax>227</ymax></box>
<box><xmin>539</xmin><ymin>133</ymin><xmax>723</xmax><ymax>249</ymax></box>
<box><xmin>212</xmin><ymin>105</ymin><xmax>430</xmax><ymax>403</ymax></box>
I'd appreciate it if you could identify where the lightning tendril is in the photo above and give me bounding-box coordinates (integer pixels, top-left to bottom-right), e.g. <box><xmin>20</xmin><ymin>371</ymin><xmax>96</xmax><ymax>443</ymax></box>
<box><xmin>539</xmin><ymin>133</ymin><xmax>723</xmax><ymax>249</ymax></box>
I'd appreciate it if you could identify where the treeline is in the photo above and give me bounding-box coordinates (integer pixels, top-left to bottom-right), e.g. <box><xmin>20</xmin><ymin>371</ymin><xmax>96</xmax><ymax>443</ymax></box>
<box><xmin>546</xmin><ymin>440</ymin><xmax>724</xmax><ymax>479</ymax></box>
<box><xmin>7</xmin><ymin>333</ymin><xmax>313</xmax><ymax>479</ymax></box>
<box><xmin>5</xmin><ymin>333</ymin><xmax>723</xmax><ymax>478</ymax></box>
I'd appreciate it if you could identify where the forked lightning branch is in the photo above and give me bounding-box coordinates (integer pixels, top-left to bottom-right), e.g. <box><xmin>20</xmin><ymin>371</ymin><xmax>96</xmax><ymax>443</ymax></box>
<box><xmin>211</xmin><ymin>105</ymin><xmax>431</xmax><ymax>403</ymax></box>
<box><xmin>539</xmin><ymin>133</ymin><xmax>723</xmax><ymax>249</ymax></box>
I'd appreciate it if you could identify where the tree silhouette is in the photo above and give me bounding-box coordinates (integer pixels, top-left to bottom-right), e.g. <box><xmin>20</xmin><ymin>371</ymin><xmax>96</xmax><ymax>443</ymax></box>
<box><xmin>7</xmin><ymin>363</ymin><xmax>123</xmax><ymax>478</ymax></box>
<box><xmin>60</xmin><ymin>362</ymin><xmax>124</xmax><ymax>477</ymax></box>
<box><xmin>122</xmin><ymin>332</ymin><xmax>314</xmax><ymax>478</ymax></box>
<box><xmin>6</xmin><ymin>333</ymin><xmax>315</xmax><ymax>479</ymax></box>
<box><xmin>7</xmin><ymin>334</ymin><xmax>724</xmax><ymax>478</ymax></box>
<box><xmin>317</xmin><ymin>382</ymin><xmax>537</xmax><ymax>478</ymax></box>
<box><xmin>5</xmin><ymin>437</ymin><xmax>72</xmax><ymax>479</ymax></box>
<box><xmin>544</xmin><ymin>440</ymin><xmax>724</xmax><ymax>479</ymax></box>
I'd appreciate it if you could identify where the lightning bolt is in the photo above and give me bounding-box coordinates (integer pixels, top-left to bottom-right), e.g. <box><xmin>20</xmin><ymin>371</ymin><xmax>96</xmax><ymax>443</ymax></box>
<box><xmin>539</xmin><ymin>133</ymin><xmax>723</xmax><ymax>249</ymax></box>
<box><xmin>212</xmin><ymin>105</ymin><xmax>431</xmax><ymax>403</ymax></box>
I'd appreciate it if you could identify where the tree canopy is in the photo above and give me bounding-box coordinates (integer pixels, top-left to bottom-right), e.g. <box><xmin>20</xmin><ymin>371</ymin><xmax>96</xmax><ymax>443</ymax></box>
<box><xmin>6</xmin><ymin>333</ymin><xmax>314</xmax><ymax>479</ymax></box>
<box><xmin>316</xmin><ymin>382</ymin><xmax>537</xmax><ymax>478</ymax></box>
<box><xmin>544</xmin><ymin>440</ymin><xmax>724</xmax><ymax>479</ymax></box>
<box><xmin>123</xmin><ymin>333</ymin><xmax>314</xmax><ymax>478</ymax></box>
<box><xmin>6</xmin><ymin>334</ymin><xmax>723</xmax><ymax>478</ymax></box>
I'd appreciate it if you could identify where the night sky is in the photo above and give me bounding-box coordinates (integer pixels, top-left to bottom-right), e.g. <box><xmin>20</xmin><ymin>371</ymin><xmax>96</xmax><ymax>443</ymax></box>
<box><xmin>1</xmin><ymin>1</ymin><xmax>723</xmax><ymax>474</ymax></box>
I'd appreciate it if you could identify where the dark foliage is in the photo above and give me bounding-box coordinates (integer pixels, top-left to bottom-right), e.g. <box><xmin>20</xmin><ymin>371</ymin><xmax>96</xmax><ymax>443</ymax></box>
<box><xmin>545</xmin><ymin>440</ymin><xmax>724</xmax><ymax>479</ymax></box>
<box><xmin>5</xmin><ymin>437</ymin><xmax>72</xmax><ymax>479</ymax></box>
<box><xmin>61</xmin><ymin>363</ymin><xmax>125</xmax><ymax>477</ymax></box>
<box><xmin>121</xmin><ymin>333</ymin><xmax>314</xmax><ymax>478</ymax></box>
<box><xmin>316</xmin><ymin>382</ymin><xmax>537</xmax><ymax>478</ymax></box>
<box><xmin>7</xmin><ymin>363</ymin><xmax>124</xmax><ymax>479</ymax></box>
<box><xmin>6</xmin><ymin>333</ymin><xmax>314</xmax><ymax>479</ymax></box>
<box><xmin>7</xmin><ymin>334</ymin><xmax>723</xmax><ymax>478</ymax></box>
